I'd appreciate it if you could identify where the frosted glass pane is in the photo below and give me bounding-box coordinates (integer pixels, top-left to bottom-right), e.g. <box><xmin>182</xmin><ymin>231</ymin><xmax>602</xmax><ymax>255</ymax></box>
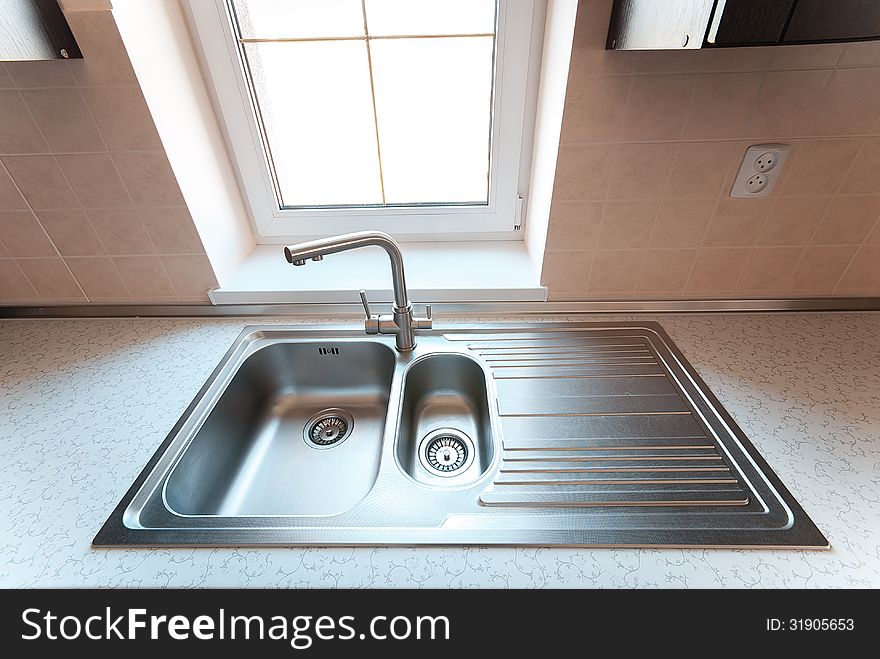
<box><xmin>244</xmin><ymin>41</ymin><xmax>382</xmax><ymax>206</ymax></box>
<box><xmin>370</xmin><ymin>37</ymin><xmax>493</xmax><ymax>204</ymax></box>
<box><xmin>231</xmin><ymin>0</ymin><xmax>365</xmax><ymax>39</ymax></box>
<box><xmin>364</xmin><ymin>0</ymin><xmax>495</xmax><ymax>36</ymax></box>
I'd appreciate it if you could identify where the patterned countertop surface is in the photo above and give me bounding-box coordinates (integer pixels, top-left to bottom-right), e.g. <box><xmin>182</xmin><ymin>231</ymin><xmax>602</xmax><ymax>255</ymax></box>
<box><xmin>1</xmin><ymin>312</ymin><xmax>878</xmax><ymax>588</ymax></box>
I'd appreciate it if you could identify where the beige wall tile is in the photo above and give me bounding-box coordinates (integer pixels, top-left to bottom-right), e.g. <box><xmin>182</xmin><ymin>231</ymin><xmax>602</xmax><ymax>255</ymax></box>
<box><xmin>553</xmin><ymin>145</ymin><xmax>615</xmax><ymax>200</ymax></box>
<box><xmin>17</xmin><ymin>258</ymin><xmax>85</xmax><ymax>301</ymax></box>
<box><xmin>840</xmin><ymin>137</ymin><xmax>880</xmax><ymax>194</ymax></box>
<box><xmin>812</xmin><ymin>195</ymin><xmax>880</xmax><ymax>245</ymax></box>
<box><xmin>541</xmin><ymin>3</ymin><xmax>880</xmax><ymax>299</ymax></box>
<box><xmin>635</xmin><ymin>249</ymin><xmax>695</xmax><ymax>294</ymax></box>
<box><xmin>778</xmin><ymin>139</ymin><xmax>863</xmax><ymax>196</ymax></box>
<box><xmin>837</xmin><ymin>245</ymin><xmax>880</xmax><ymax>292</ymax></box>
<box><xmin>161</xmin><ymin>255</ymin><xmax>217</xmax><ymax>299</ymax></box>
<box><xmin>36</xmin><ymin>209</ymin><xmax>105</xmax><ymax>256</ymax></box>
<box><xmin>685</xmin><ymin>248</ymin><xmax>750</xmax><ymax>293</ymax></box>
<box><xmin>810</xmin><ymin>68</ymin><xmax>880</xmax><ymax>135</ymax></box>
<box><xmin>86</xmin><ymin>208</ymin><xmax>154</xmax><ymax>256</ymax></box>
<box><xmin>112</xmin><ymin>256</ymin><xmax>176</xmax><ymax>299</ymax></box>
<box><xmin>65</xmin><ymin>256</ymin><xmax>130</xmax><ymax>301</ymax></box>
<box><xmin>0</xmin><ymin>65</ymin><xmax>13</xmax><ymax>89</ymax></box>
<box><xmin>65</xmin><ymin>11</ymin><xmax>137</xmax><ymax>86</ymax></box>
<box><xmin>542</xmin><ymin>250</ymin><xmax>593</xmax><ymax>299</ymax></box>
<box><xmin>5</xmin><ymin>61</ymin><xmax>76</xmax><ymax>88</ymax></box>
<box><xmin>0</xmin><ymin>91</ymin><xmax>49</xmax><ymax>154</ymax></box>
<box><xmin>703</xmin><ymin>198</ymin><xmax>772</xmax><ymax>247</ymax></box>
<box><xmin>20</xmin><ymin>89</ymin><xmax>103</xmax><ymax>152</ymax></box>
<box><xmin>0</xmin><ymin>166</ymin><xmax>26</xmax><ymax>211</ymax></box>
<box><xmin>757</xmin><ymin>196</ymin><xmax>831</xmax><ymax>246</ymax></box>
<box><xmin>561</xmin><ymin>76</ymin><xmax>630</xmax><ymax>142</ymax></box>
<box><xmin>636</xmin><ymin>47</ymin><xmax>771</xmax><ymax>75</ymax></box>
<box><xmin>838</xmin><ymin>41</ymin><xmax>880</xmax><ymax>68</ymax></box>
<box><xmin>666</xmin><ymin>142</ymin><xmax>737</xmax><ymax>199</ymax></box>
<box><xmin>682</xmin><ymin>73</ymin><xmax>762</xmax><ymax>139</ymax></box>
<box><xmin>737</xmin><ymin>246</ymin><xmax>803</xmax><ymax>293</ymax></box>
<box><xmin>598</xmin><ymin>201</ymin><xmax>659</xmax><ymax>248</ymax></box>
<box><xmin>767</xmin><ymin>44</ymin><xmax>843</xmax><ymax>70</ymax></box>
<box><xmin>0</xmin><ymin>211</ymin><xmax>55</xmax><ymax>256</ymax></box>
<box><xmin>57</xmin><ymin>154</ymin><xmax>130</xmax><ymax>208</ymax></box>
<box><xmin>1</xmin><ymin>156</ymin><xmax>77</xmax><ymax>209</ymax></box>
<box><xmin>607</xmin><ymin>143</ymin><xmax>676</xmax><ymax>200</ymax></box>
<box><xmin>587</xmin><ymin>250</ymin><xmax>643</xmax><ymax>294</ymax></box>
<box><xmin>620</xmin><ymin>75</ymin><xmax>692</xmax><ymax>140</ymax></box>
<box><xmin>791</xmin><ymin>245</ymin><xmax>856</xmax><ymax>292</ymax></box>
<box><xmin>0</xmin><ymin>259</ymin><xmax>39</xmax><ymax>302</ymax></box>
<box><xmin>112</xmin><ymin>152</ymin><xmax>185</xmax><ymax>206</ymax></box>
<box><xmin>651</xmin><ymin>200</ymin><xmax>715</xmax><ymax>247</ymax></box>
<box><xmin>545</xmin><ymin>202</ymin><xmax>602</xmax><ymax>251</ymax></box>
<box><xmin>137</xmin><ymin>207</ymin><xmax>204</xmax><ymax>255</ymax></box>
<box><xmin>83</xmin><ymin>87</ymin><xmax>163</xmax><ymax>151</ymax></box>
<box><xmin>747</xmin><ymin>70</ymin><xmax>832</xmax><ymax>137</ymax></box>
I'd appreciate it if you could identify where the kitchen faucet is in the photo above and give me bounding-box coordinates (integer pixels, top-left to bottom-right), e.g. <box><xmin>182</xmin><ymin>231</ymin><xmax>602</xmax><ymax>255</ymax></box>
<box><xmin>284</xmin><ymin>231</ymin><xmax>432</xmax><ymax>352</ymax></box>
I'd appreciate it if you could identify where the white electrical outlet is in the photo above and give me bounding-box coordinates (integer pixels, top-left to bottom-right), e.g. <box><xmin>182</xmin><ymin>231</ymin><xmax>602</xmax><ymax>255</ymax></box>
<box><xmin>730</xmin><ymin>144</ymin><xmax>790</xmax><ymax>198</ymax></box>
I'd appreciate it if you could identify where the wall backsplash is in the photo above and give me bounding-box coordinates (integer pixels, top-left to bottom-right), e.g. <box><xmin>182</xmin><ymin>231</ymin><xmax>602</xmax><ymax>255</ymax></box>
<box><xmin>0</xmin><ymin>8</ymin><xmax>217</xmax><ymax>304</ymax></box>
<box><xmin>542</xmin><ymin>0</ymin><xmax>880</xmax><ymax>299</ymax></box>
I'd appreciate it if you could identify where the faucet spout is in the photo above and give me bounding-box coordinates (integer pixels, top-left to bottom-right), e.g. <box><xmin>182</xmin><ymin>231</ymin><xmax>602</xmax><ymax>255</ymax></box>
<box><xmin>284</xmin><ymin>231</ymin><xmax>410</xmax><ymax>311</ymax></box>
<box><xmin>283</xmin><ymin>231</ymin><xmax>431</xmax><ymax>351</ymax></box>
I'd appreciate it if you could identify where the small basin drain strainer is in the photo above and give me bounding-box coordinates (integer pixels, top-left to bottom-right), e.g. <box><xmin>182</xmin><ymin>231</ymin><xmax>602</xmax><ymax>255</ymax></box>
<box><xmin>304</xmin><ymin>409</ymin><xmax>354</xmax><ymax>448</ymax></box>
<box><xmin>418</xmin><ymin>428</ymin><xmax>475</xmax><ymax>477</ymax></box>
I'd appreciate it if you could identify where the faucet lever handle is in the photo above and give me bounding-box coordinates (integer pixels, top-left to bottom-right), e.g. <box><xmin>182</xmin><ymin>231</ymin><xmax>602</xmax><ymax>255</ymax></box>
<box><xmin>358</xmin><ymin>289</ymin><xmax>372</xmax><ymax>319</ymax></box>
<box><xmin>426</xmin><ymin>304</ymin><xmax>432</xmax><ymax>320</ymax></box>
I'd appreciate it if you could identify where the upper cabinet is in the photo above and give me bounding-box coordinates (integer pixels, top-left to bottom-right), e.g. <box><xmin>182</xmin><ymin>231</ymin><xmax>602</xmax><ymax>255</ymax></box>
<box><xmin>0</xmin><ymin>0</ymin><xmax>82</xmax><ymax>61</ymax></box>
<box><xmin>607</xmin><ymin>0</ymin><xmax>880</xmax><ymax>50</ymax></box>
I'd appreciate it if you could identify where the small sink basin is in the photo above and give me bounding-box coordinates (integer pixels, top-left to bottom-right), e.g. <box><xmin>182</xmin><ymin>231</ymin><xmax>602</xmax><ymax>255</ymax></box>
<box><xmin>396</xmin><ymin>353</ymin><xmax>495</xmax><ymax>486</ymax></box>
<box><xmin>163</xmin><ymin>341</ymin><xmax>395</xmax><ymax>516</ymax></box>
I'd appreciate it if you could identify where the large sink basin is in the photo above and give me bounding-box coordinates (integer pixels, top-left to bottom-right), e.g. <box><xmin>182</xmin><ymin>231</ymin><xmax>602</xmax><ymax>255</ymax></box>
<box><xmin>95</xmin><ymin>323</ymin><xmax>828</xmax><ymax>549</ymax></box>
<box><xmin>164</xmin><ymin>341</ymin><xmax>395</xmax><ymax>516</ymax></box>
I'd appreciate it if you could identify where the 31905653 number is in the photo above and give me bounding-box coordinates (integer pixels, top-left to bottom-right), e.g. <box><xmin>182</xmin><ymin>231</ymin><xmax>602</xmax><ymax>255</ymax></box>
<box><xmin>788</xmin><ymin>618</ymin><xmax>854</xmax><ymax>631</ymax></box>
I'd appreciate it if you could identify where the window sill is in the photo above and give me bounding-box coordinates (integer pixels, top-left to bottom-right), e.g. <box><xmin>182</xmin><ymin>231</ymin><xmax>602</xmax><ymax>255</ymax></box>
<box><xmin>208</xmin><ymin>241</ymin><xmax>547</xmax><ymax>304</ymax></box>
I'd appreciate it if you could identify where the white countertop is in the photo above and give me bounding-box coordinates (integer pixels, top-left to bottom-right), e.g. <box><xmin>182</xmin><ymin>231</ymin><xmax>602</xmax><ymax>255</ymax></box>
<box><xmin>1</xmin><ymin>312</ymin><xmax>878</xmax><ymax>588</ymax></box>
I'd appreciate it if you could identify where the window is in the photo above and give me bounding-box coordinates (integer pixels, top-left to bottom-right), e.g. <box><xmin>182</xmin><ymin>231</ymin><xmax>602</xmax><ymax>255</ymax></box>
<box><xmin>187</xmin><ymin>0</ymin><xmax>542</xmax><ymax>240</ymax></box>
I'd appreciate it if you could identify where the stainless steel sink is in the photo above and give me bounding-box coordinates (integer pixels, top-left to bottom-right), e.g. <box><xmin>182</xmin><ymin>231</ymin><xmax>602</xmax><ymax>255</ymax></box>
<box><xmin>95</xmin><ymin>323</ymin><xmax>828</xmax><ymax>549</ymax></box>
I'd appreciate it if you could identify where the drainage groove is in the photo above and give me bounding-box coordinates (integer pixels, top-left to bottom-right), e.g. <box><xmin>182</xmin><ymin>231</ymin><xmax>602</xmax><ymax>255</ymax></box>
<box><xmin>419</xmin><ymin>429</ymin><xmax>476</xmax><ymax>477</ymax></box>
<box><xmin>304</xmin><ymin>409</ymin><xmax>354</xmax><ymax>448</ymax></box>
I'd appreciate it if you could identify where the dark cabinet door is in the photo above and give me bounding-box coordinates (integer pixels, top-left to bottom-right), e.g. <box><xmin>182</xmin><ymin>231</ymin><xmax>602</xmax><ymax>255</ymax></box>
<box><xmin>708</xmin><ymin>0</ymin><xmax>796</xmax><ymax>46</ymax></box>
<box><xmin>784</xmin><ymin>0</ymin><xmax>880</xmax><ymax>42</ymax></box>
<box><xmin>0</xmin><ymin>0</ymin><xmax>81</xmax><ymax>61</ymax></box>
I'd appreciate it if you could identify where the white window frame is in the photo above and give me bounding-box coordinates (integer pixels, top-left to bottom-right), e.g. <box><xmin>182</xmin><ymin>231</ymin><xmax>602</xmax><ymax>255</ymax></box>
<box><xmin>185</xmin><ymin>0</ymin><xmax>543</xmax><ymax>242</ymax></box>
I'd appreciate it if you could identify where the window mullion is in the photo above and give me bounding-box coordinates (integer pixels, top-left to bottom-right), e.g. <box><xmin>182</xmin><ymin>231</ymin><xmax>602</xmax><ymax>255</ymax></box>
<box><xmin>361</xmin><ymin>0</ymin><xmax>386</xmax><ymax>205</ymax></box>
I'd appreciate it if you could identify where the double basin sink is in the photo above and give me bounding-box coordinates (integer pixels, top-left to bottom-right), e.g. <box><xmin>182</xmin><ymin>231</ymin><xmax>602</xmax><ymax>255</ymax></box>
<box><xmin>94</xmin><ymin>323</ymin><xmax>828</xmax><ymax>548</ymax></box>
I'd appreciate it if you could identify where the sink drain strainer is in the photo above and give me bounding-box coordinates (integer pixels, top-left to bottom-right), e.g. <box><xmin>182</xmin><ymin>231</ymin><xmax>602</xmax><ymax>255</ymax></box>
<box><xmin>418</xmin><ymin>429</ymin><xmax>475</xmax><ymax>477</ymax></box>
<box><xmin>304</xmin><ymin>409</ymin><xmax>354</xmax><ymax>449</ymax></box>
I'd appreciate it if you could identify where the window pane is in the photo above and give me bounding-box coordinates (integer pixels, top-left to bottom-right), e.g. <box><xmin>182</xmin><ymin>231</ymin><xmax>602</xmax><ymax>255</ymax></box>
<box><xmin>364</xmin><ymin>0</ymin><xmax>495</xmax><ymax>36</ymax></box>
<box><xmin>244</xmin><ymin>41</ymin><xmax>383</xmax><ymax>206</ymax></box>
<box><xmin>370</xmin><ymin>37</ymin><xmax>493</xmax><ymax>204</ymax></box>
<box><xmin>231</xmin><ymin>0</ymin><xmax>364</xmax><ymax>39</ymax></box>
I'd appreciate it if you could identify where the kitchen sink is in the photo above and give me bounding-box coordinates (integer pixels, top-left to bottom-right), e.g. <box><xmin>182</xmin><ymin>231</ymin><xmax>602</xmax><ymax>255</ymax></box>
<box><xmin>95</xmin><ymin>323</ymin><xmax>828</xmax><ymax>548</ymax></box>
